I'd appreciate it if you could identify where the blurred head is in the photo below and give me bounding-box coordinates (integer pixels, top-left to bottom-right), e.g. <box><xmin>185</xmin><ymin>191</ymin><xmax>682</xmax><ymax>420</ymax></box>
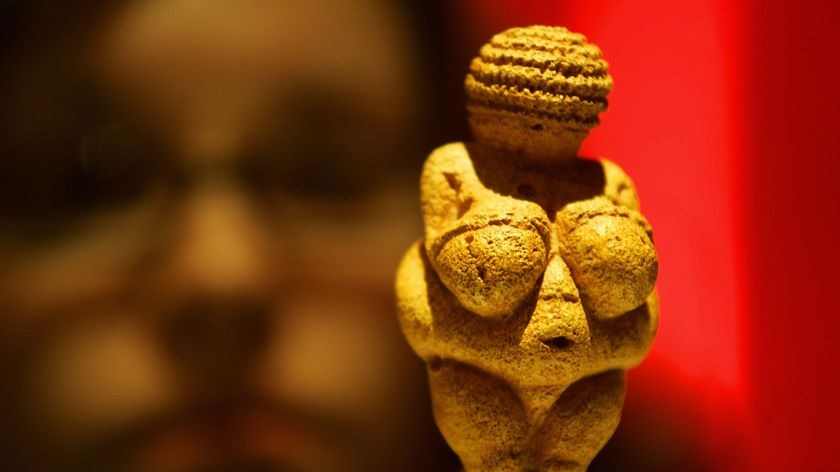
<box><xmin>0</xmin><ymin>1</ymin><xmax>451</xmax><ymax>471</ymax></box>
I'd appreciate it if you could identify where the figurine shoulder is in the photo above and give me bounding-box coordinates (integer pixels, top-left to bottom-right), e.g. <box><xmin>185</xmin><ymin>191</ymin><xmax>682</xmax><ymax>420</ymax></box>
<box><xmin>598</xmin><ymin>158</ymin><xmax>641</xmax><ymax>211</ymax></box>
<box><xmin>422</xmin><ymin>142</ymin><xmax>475</xmax><ymax>181</ymax></box>
<box><xmin>420</xmin><ymin>142</ymin><xmax>483</xmax><ymax>236</ymax></box>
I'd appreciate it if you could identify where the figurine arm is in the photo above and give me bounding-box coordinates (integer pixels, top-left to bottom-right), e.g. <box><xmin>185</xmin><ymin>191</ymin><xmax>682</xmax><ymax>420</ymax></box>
<box><xmin>419</xmin><ymin>142</ymin><xmax>481</xmax><ymax>242</ymax></box>
<box><xmin>600</xmin><ymin>158</ymin><xmax>642</xmax><ymax>211</ymax></box>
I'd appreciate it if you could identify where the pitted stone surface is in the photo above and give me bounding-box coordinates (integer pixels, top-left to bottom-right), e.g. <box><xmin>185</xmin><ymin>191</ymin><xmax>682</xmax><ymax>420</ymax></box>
<box><xmin>465</xmin><ymin>26</ymin><xmax>614</xmax><ymax>159</ymax></box>
<box><xmin>396</xmin><ymin>25</ymin><xmax>659</xmax><ymax>471</ymax></box>
<box><xmin>466</xmin><ymin>25</ymin><xmax>612</xmax><ymax>127</ymax></box>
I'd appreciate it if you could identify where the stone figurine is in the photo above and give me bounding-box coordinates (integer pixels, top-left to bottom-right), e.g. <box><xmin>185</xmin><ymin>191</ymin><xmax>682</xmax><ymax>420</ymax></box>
<box><xmin>396</xmin><ymin>26</ymin><xmax>659</xmax><ymax>471</ymax></box>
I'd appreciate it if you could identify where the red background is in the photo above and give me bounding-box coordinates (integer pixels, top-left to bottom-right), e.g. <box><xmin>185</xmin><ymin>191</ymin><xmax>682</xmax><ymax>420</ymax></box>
<box><xmin>454</xmin><ymin>0</ymin><xmax>840</xmax><ymax>469</ymax></box>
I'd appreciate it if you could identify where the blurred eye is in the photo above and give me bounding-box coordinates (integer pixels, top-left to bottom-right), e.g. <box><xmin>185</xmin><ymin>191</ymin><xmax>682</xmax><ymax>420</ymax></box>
<box><xmin>65</xmin><ymin>122</ymin><xmax>160</xmax><ymax>211</ymax></box>
<box><xmin>241</xmin><ymin>134</ymin><xmax>376</xmax><ymax>201</ymax></box>
<box><xmin>0</xmin><ymin>121</ymin><xmax>165</xmax><ymax>232</ymax></box>
<box><xmin>79</xmin><ymin>123</ymin><xmax>137</xmax><ymax>179</ymax></box>
<box><xmin>238</xmin><ymin>87</ymin><xmax>396</xmax><ymax>201</ymax></box>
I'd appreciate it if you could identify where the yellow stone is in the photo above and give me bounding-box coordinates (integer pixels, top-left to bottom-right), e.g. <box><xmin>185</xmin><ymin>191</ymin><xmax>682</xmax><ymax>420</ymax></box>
<box><xmin>396</xmin><ymin>26</ymin><xmax>659</xmax><ymax>471</ymax></box>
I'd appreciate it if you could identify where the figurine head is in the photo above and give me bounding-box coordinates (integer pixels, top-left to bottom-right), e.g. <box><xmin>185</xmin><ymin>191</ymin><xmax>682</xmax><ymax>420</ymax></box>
<box><xmin>465</xmin><ymin>26</ymin><xmax>613</xmax><ymax>161</ymax></box>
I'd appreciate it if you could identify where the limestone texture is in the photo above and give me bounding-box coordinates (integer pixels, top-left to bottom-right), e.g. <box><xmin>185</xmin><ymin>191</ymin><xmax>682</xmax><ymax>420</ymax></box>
<box><xmin>396</xmin><ymin>26</ymin><xmax>658</xmax><ymax>471</ymax></box>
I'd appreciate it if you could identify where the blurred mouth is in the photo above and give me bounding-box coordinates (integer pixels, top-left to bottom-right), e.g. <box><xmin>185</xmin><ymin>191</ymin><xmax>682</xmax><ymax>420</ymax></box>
<box><xmin>110</xmin><ymin>396</ymin><xmax>325</xmax><ymax>472</ymax></box>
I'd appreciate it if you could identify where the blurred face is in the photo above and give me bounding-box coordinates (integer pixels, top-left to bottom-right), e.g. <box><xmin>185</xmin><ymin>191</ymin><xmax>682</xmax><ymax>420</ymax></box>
<box><xmin>0</xmin><ymin>1</ymin><xmax>432</xmax><ymax>471</ymax></box>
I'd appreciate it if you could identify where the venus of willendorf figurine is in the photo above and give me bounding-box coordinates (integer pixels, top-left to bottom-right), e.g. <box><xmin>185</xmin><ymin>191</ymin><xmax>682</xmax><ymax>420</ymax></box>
<box><xmin>396</xmin><ymin>26</ymin><xmax>659</xmax><ymax>471</ymax></box>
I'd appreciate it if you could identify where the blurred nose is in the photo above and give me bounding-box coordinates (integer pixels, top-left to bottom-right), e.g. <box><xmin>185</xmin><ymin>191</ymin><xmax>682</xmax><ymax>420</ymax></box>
<box><xmin>525</xmin><ymin>254</ymin><xmax>591</xmax><ymax>348</ymax></box>
<box><xmin>156</xmin><ymin>172</ymin><xmax>277</xmax><ymax>392</ymax></box>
